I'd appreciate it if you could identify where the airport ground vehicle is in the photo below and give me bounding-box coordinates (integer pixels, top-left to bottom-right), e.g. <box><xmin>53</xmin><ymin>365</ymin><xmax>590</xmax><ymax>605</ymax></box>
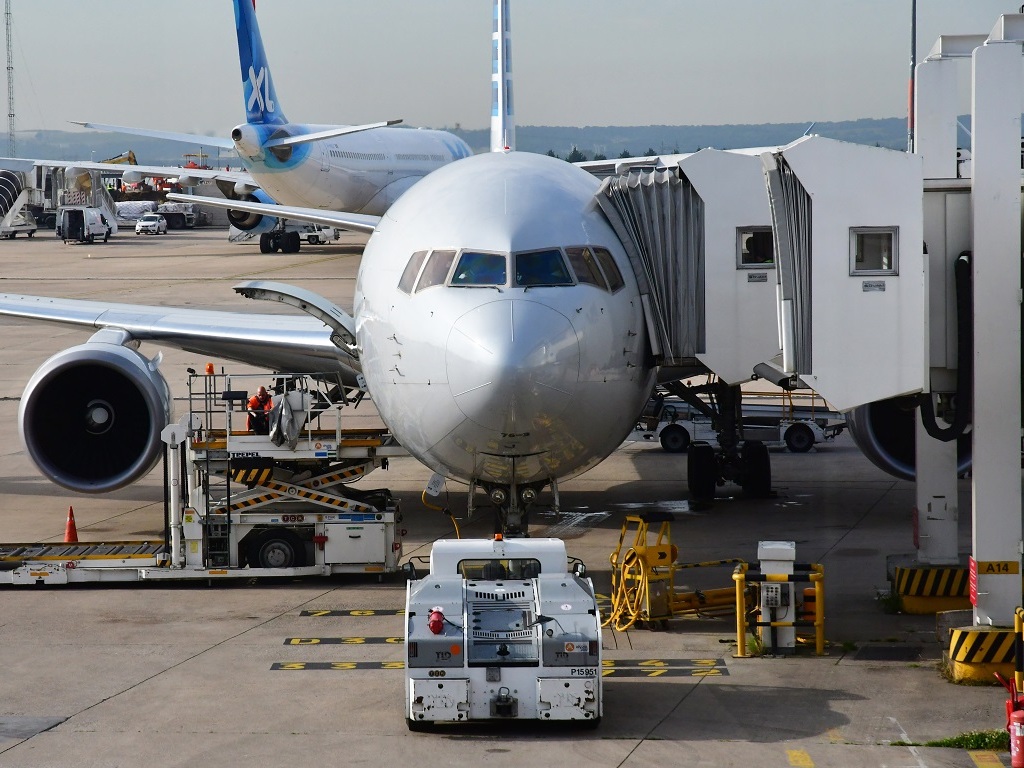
<box><xmin>56</xmin><ymin>205</ymin><xmax>114</xmax><ymax>243</ymax></box>
<box><xmin>297</xmin><ymin>224</ymin><xmax>337</xmax><ymax>244</ymax></box>
<box><xmin>404</xmin><ymin>536</ymin><xmax>601</xmax><ymax>729</ymax></box>
<box><xmin>0</xmin><ymin>372</ymin><xmax>406</xmax><ymax>585</ymax></box>
<box><xmin>135</xmin><ymin>213</ymin><xmax>168</xmax><ymax>235</ymax></box>
<box><xmin>1</xmin><ymin>210</ymin><xmax>37</xmax><ymax>238</ymax></box>
<box><xmin>636</xmin><ymin>391</ymin><xmax>845</xmax><ymax>454</ymax></box>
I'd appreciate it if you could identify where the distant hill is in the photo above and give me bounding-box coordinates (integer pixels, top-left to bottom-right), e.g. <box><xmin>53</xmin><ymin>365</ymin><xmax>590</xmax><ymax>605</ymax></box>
<box><xmin>11</xmin><ymin>118</ymin><xmax>968</xmax><ymax>165</ymax></box>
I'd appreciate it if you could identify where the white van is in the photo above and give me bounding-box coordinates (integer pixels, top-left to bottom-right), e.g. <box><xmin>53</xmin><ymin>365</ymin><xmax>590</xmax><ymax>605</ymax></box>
<box><xmin>57</xmin><ymin>206</ymin><xmax>116</xmax><ymax>244</ymax></box>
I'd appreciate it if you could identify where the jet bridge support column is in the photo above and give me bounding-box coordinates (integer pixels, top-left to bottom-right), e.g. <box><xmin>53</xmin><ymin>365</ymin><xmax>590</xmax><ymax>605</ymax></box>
<box><xmin>969</xmin><ymin>25</ymin><xmax>1023</xmax><ymax>626</ymax></box>
<box><xmin>914</xmin><ymin>419</ymin><xmax>959</xmax><ymax>565</ymax></box>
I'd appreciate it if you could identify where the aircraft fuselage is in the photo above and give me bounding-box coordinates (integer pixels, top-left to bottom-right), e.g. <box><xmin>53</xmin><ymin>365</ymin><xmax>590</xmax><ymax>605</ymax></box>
<box><xmin>355</xmin><ymin>151</ymin><xmax>655</xmax><ymax>489</ymax></box>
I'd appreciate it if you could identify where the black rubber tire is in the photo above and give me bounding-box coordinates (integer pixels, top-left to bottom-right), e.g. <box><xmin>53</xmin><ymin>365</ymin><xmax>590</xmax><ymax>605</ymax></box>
<box><xmin>286</xmin><ymin>231</ymin><xmax>301</xmax><ymax>253</ymax></box>
<box><xmin>249</xmin><ymin>530</ymin><xmax>306</xmax><ymax>569</ymax></box>
<box><xmin>687</xmin><ymin>442</ymin><xmax>717</xmax><ymax>502</ymax></box>
<box><xmin>659</xmin><ymin>423</ymin><xmax>691</xmax><ymax>453</ymax></box>
<box><xmin>784</xmin><ymin>424</ymin><xmax>815</xmax><ymax>453</ymax></box>
<box><xmin>741</xmin><ymin>440</ymin><xmax>772</xmax><ymax>498</ymax></box>
<box><xmin>259</xmin><ymin>233</ymin><xmax>274</xmax><ymax>254</ymax></box>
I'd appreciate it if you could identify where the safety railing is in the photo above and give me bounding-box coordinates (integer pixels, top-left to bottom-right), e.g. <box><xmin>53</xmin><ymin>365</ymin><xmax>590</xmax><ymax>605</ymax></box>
<box><xmin>733</xmin><ymin>561</ymin><xmax>825</xmax><ymax>656</ymax></box>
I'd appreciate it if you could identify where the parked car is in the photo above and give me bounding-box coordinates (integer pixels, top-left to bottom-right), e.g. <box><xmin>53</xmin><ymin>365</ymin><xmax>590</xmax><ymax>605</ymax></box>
<box><xmin>135</xmin><ymin>214</ymin><xmax>168</xmax><ymax>235</ymax></box>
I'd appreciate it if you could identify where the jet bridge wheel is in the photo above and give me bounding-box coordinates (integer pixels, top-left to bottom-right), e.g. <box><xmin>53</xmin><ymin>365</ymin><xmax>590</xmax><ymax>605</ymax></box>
<box><xmin>784</xmin><ymin>424</ymin><xmax>815</xmax><ymax>453</ymax></box>
<box><xmin>247</xmin><ymin>529</ymin><xmax>306</xmax><ymax>569</ymax></box>
<box><xmin>687</xmin><ymin>442</ymin><xmax>717</xmax><ymax>503</ymax></box>
<box><xmin>659</xmin><ymin>423</ymin><xmax>690</xmax><ymax>453</ymax></box>
<box><xmin>740</xmin><ymin>440</ymin><xmax>771</xmax><ymax>498</ymax></box>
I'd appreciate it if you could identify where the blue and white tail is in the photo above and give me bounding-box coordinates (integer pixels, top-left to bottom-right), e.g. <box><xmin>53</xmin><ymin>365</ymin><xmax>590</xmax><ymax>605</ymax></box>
<box><xmin>233</xmin><ymin>0</ymin><xmax>287</xmax><ymax>126</ymax></box>
<box><xmin>490</xmin><ymin>0</ymin><xmax>515</xmax><ymax>152</ymax></box>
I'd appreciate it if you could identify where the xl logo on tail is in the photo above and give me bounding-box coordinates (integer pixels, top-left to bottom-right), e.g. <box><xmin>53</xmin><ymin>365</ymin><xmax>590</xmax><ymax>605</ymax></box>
<box><xmin>247</xmin><ymin>65</ymin><xmax>275</xmax><ymax>115</ymax></box>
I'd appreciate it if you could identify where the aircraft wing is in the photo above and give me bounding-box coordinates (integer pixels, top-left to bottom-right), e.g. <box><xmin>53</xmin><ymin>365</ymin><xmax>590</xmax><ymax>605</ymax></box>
<box><xmin>0</xmin><ymin>156</ymin><xmax>254</xmax><ymax>187</ymax></box>
<box><xmin>166</xmin><ymin>193</ymin><xmax>380</xmax><ymax>234</ymax></box>
<box><xmin>0</xmin><ymin>293</ymin><xmax>359</xmax><ymax>379</ymax></box>
<box><xmin>70</xmin><ymin>121</ymin><xmax>236</xmax><ymax>151</ymax></box>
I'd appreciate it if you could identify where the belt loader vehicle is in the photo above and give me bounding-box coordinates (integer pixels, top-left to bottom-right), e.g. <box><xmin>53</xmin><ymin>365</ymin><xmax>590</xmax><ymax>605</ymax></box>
<box><xmin>0</xmin><ymin>372</ymin><xmax>405</xmax><ymax>585</ymax></box>
<box><xmin>404</xmin><ymin>536</ymin><xmax>602</xmax><ymax>729</ymax></box>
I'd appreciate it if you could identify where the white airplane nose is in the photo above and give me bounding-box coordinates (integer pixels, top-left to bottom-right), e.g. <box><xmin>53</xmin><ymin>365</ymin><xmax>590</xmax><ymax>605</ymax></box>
<box><xmin>446</xmin><ymin>299</ymin><xmax>580</xmax><ymax>434</ymax></box>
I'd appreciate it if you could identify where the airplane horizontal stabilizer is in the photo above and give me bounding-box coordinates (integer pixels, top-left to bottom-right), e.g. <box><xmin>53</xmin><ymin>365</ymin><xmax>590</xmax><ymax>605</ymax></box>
<box><xmin>71</xmin><ymin>121</ymin><xmax>235</xmax><ymax>151</ymax></box>
<box><xmin>263</xmin><ymin>120</ymin><xmax>403</xmax><ymax>149</ymax></box>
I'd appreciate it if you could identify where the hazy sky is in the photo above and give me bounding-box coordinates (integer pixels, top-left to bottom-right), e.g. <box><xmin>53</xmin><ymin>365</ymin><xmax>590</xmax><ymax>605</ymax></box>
<box><xmin>8</xmin><ymin>1</ymin><xmax>1016</xmax><ymax>135</ymax></box>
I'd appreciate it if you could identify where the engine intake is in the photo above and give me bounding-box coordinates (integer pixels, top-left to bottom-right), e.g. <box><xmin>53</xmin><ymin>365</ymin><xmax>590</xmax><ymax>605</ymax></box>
<box><xmin>226</xmin><ymin>188</ymin><xmax>276</xmax><ymax>232</ymax></box>
<box><xmin>846</xmin><ymin>398</ymin><xmax>971</xmax><ymax>482</ymax></box>
<box><xmin>19</xmin><ymin>340</ymin><xmax>171</xmax><ymax>493</ymax></box>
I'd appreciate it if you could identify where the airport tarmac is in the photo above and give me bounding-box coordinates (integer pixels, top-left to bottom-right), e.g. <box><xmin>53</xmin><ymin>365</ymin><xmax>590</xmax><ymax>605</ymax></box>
<box><xmin>0</xmin><ymin>229</ymin><xmax>1007</xmax><ymax>767</ymax></box>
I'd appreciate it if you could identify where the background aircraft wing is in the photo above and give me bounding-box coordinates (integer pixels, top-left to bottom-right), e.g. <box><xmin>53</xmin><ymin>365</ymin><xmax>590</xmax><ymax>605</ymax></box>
<box><xmin>70</xmin><ymin>121</ymin><xmax>235</xmax><ymax>151</ymax></box>
<box><xmin>0</xmin><ymin>293</ymin><xmax>359</xmax><ymax>378</ymax></box>
<box><xmin>0</xmin><ymin>156</ymin><xmax>254</xmax><ymax>187</ymax></box>
<box><xmin>166</xmin><ymin>193</ymin><xmax>380</xmax><ymax>234</ymax></box>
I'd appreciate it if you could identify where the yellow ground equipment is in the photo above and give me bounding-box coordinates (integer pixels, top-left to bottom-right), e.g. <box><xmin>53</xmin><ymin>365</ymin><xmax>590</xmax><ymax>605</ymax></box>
<box><xmin>603</xmin><ymin>512</ymin><xmax>742</xmax><ymax>631</ymax></box>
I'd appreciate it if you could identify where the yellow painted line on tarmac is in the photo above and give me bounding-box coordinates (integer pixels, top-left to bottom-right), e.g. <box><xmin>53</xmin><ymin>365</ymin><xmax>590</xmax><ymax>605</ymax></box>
<box><xmin>968</xmin><ymin>751</ymin><xmax>1004</xmax><ymax>767</ymax></box>
<box><xmin>786</xmin><ymin>749</ymin><xmax>814</xmax><ymax>767</ymax></box>
<box><xmin>825</xmin><ymin>728</ymin><xmax>844</xmax><ymax>744</ymax></box>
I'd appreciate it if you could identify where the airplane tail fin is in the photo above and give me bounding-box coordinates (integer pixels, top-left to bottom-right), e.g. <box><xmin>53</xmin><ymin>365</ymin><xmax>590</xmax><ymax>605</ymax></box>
<box><xmin>490</xmin><ymin>0</ymin><xmax>515</xmax><ymax>152</ymax></box>
<box><xmin>233</xmin><ymin>0</ymin><xmax>287</xmax><ymax>126</ymax></box>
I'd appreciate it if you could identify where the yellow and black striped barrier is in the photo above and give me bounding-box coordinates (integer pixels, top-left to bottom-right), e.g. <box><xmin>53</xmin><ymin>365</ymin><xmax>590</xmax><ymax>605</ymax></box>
<box><xmin>733</xmin><ymin>562</ymin><xmax>825</xmax><ymax>657</ymax></box>
<box><xmin>892</xmin><ymin>565</ymin><xmax>971</xmax><ymax>615</ymax></box>
<box><xmin>945</xmin><ymin>622</ymin><xmax>1017</xmax><ymax>684</ymax></box>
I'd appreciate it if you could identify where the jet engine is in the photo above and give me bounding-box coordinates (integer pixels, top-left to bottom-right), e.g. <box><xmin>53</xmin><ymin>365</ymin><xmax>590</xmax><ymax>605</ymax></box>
<box><xmin>227</xmin><ymin>188</ymin><xmax>276</xmax><ymax>232</ymax></box>
<box><xmin>19</xmin><ymin>335</ymin><xmax>171</xmax><ymax>493</ymax></box>
<box><xmin>846</xmin><ymin>397</ymin><xmax>971</xmax><ymax>482</ymax></box>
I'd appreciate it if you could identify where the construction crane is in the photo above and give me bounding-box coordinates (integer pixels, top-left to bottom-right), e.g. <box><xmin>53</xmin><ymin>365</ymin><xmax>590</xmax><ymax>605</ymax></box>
<box><xmin>5</xmin><ymin>0</ymin><xmax>12</xmax><ymax>157</ymax></box>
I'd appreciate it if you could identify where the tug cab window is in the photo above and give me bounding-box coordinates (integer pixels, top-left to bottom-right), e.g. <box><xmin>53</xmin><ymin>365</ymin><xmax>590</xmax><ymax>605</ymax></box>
<box><xmin>850</xmin><ymin>227</ymin><xmax>898</xmax><ymax>275</ymax></box>
<box><xmin>458</xmin><ymin>558</ymin><xmax>542</xmax><ymax>580</ymax></box>
<box><xmin>415</xmin><ymin>249</ymin><xmax>456</xmax><ymax>292</ymax></box>
<box><xmin>593</xmin><ymin>247</ymin><xmax>625</xmax><ymax>292</ymax></box>
<box><xmin>738</xmin><ymin>228</ymin><xmax>775</xmax><ymax>267</ymax></box>
<box><xmin>515</xmin><ymin>249</ymin><xmax>573</xmax><ymax>287</ymax></box>
<box><xmin>565</xmin><ymin>246</ymin><xmax>609</xmax><ymax>289</ymax></box>
<box><xmin>451</xmin><ymin>251</ymin><xmax>507</xmax><ymax>286</ymax></box>
<box><xmin>398</xmin><ymin>250</ymin><xmax>428</xmax><ymax>294</ymax></box>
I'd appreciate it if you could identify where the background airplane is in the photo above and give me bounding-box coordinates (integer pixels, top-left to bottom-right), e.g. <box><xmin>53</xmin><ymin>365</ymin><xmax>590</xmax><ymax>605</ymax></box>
<box><xmin>0</xmin><ymin>0</ymin><xmax>471</xmax><ymax>253</ymax></box>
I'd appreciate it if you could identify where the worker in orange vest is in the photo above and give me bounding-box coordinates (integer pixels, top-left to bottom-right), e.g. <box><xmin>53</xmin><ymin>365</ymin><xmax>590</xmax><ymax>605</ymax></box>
<box><xmin>247</xmin><ymin>385</ymin><xmax>273</xmax><ymax>434</ymax></box>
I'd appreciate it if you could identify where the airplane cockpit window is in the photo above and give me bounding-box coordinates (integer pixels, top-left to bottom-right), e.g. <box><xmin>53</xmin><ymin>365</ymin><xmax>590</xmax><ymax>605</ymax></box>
<box><xmin>398</xmin><ymin>250</ymin><xmax>428</xmax><ymax>294</ymax></box>
<box><xmin>565</xmin><ymin>246</ymin><xmax>609</xmax><ymax>289</ymax></box>
<box><xmin>514</xmin><ymin>249</ymin><xmax>573</xmax><ymax>287</ymax></box>
<box><xmin>593</xmin><ymin>247</ymin><xmax>625</xmax><ymax>292</ymax></box>
<box><xmin>415</xmin><ymin>249</ymin><xmax>456</xmax><ymax>292</ymax></box>
<box><xmin>450</xmin><ymin>251</ymin><xmax>507</xmax><ymax>286</ymax></box>
<box><xmin>738</xmin><ymin>228</ymin><xmax>775</xmax><ymax>268</ymax></box>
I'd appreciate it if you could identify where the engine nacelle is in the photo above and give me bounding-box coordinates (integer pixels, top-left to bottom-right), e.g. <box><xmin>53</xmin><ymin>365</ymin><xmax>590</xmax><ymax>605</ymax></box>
<box><xmin>846</xmin><ymin>398</ymin><xmax>971</xmax><ymax>482</ymax></box>
<box><xmin>120</xmin><ymin>170</ymin><xmax>144</xmax><ymax>185</ymax></box>
<box><xmin>231</xmin><ymin>122</ymin><xmax>264</xmax><ymax>159</ymax></box>
<box><xmin>19</xmin><ymin>338</ymin><xmax>171</xmax><ymax>493</ymax></box>
<box><xmin>227</xmin><ymin>188</ymin><xmax>276</xmax><ymax>232</ymax></box>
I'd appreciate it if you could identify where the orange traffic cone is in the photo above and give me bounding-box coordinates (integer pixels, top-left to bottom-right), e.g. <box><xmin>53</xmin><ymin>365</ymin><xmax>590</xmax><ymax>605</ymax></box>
<box><xmin>64</xmin><ymin>506</ymin><xmax>78</xmax><ymax>543</ymax></box>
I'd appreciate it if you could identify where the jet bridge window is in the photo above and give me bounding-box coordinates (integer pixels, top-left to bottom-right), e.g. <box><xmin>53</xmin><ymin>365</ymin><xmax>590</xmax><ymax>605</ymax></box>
<box><xmin>415</xmin><ymin>249</ymin><xmax>456</xmax><ymax>292</ymax></box>
<box><xmin>398</xmin><ymin>250</ymin><xmax>428</xmax><ymax>294</ymax></box>
<box><xmin>850</xmin><ymin>227</ymin><xmax>898</xmax><ymax>275</ymax></box>
<box><xmin>515</xmin><ymin>249</ymin><xmax>573</xmax><ymax>287</ymax></box>
<box><xmin>565</xmin><ymin>246</ymin><xmax>609</xmax><ymax>289</ymax></box>
<box><xmin>450</xmin><ymin>251</ymin><xmax>507</xmax><ymax>286</ymax></box>
<box><xmin>737</xmin><ymin>228</ymin><xmax>775</xmax><ymax>268</ymax></box>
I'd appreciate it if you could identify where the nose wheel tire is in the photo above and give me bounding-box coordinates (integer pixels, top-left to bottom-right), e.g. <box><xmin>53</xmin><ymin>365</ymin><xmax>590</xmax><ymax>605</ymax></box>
<box><xmin>687</xmin><ymin>442</ymin><xmax>717</xmax><ymax>503</ymax></box>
